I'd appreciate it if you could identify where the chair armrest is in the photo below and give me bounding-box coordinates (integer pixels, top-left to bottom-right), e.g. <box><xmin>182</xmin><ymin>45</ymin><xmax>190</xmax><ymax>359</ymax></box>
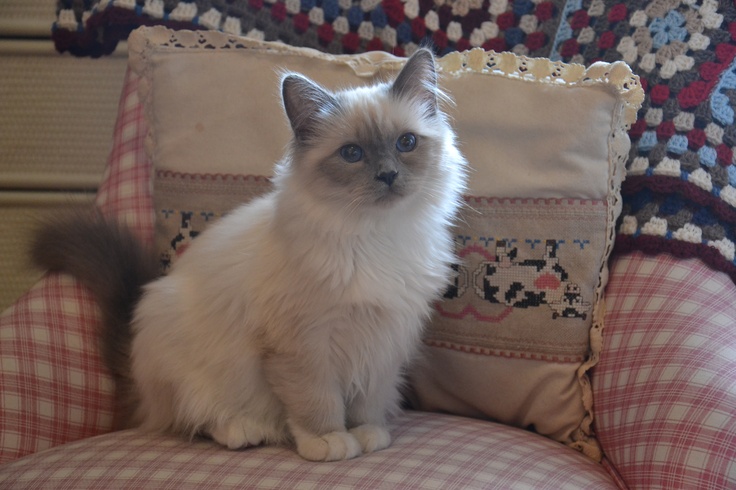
<box><xmin>0</xmin><ymin>274</ymin><xmax>115</xmax><ymax>464</ymax></box>
<box><xmin>1</xmin><ymin>68</ymin><xmax>154</xmax><ymax>465</ymax></box>
<box><xmin>594</xmin><ymin>252</ymin><xmax>736</xmax><ymax>489</ymax></box>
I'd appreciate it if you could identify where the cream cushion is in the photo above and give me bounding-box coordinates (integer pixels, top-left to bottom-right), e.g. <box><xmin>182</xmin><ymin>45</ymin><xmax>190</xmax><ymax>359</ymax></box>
<box><xmin>129</xmin><ymin>26</ymin><xmax>643</xmax><ymax>460</ymax></box>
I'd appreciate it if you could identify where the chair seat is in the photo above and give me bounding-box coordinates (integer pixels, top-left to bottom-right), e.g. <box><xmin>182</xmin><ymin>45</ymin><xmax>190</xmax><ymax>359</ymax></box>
<box><xmin>0</xmin><ymin>411</ymin><xmax>616</xmax><ymax>489</ymax></box>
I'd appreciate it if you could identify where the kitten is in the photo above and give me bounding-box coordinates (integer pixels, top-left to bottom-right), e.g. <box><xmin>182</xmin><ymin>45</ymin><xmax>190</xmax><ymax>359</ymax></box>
<box><xmin>33</xmin><ymin>48</ymin><xmax>467</xmax><ymax>461</ymax></box>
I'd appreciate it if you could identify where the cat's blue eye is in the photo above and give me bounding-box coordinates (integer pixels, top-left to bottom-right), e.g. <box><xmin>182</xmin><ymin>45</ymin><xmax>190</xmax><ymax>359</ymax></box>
<box><xmin>340</xmin><ymin>144</ymin><xmax>363</xmax><ymax>163</ymax></box>
<box><xmin>396</xmin><ymin>133</ymin><xmax>417</xmax><ymax>152</ymax></box>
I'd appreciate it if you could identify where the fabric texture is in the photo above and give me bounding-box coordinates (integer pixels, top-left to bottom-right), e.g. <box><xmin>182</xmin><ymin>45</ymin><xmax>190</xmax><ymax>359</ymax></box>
<box><xmin>2</xmin><ymin>69</ymin><xmax>621</xmax><ymax>489</ymax></box>
<box><xmin>52</xmin><ymin>1</ymin><xmax>736</xmax><ymax>288</ymax></box>
<box><xmin>2</xmin><ymin>66</ymin><xmax>734</xmax><ymax>488</ymax></box>
<box><xmin>0</xmin><ymin>276</ymin><xmax>110</xmax><ymax>465</ymax></box>
<box><xmin>53</xmin><ymin>0</ymin><xmax>568</xmax><ymax>57</ymax></box>
<box><xmin>551</xmin><ymin>1</ymin><xmax>736</xmax><ymax>288</ymax></box>
<box><xmin>413</xmin><ymin>198</ymin><xmax>609</xmax><ymax>449</ymax></box>
<box><xmin>0</xmin><ymin>71</ymin><xmax>152</xmax><ymax>465</ymax></box>
<box><xmin>2</xmin><ymin>1</ymin><xmax>729</xmax><ymax>485</ymax></box>
<box><xmin>128</xmin><ymin>26</ymin><xmax>642</xmax><ymax>459</ymax></box>
<box><xmin>597</xmin><ymin>251</ymin><xmax>736</xmax><ymax>488</ymax></box>
<box><xmin>0</xmin><ymin>411</ymin><xmax>618</xmax><ymax>489</ymax></box>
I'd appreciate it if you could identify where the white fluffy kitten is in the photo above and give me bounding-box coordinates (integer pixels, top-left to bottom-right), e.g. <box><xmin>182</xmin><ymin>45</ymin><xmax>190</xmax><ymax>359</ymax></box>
<box><xmin>33</xmin><ymin>48</ymin><xmax>467</xmax><ymax>461</ymax></box>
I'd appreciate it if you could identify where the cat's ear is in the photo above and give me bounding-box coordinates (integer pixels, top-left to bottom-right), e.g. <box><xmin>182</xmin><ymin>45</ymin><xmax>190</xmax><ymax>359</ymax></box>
<box><xmin>391</xmin><ymin>48</ymin><xmax>439</xmax><ymax>116</ymax></box>
<box><xmin>281</xmin><ymin>74</ymin><xmax>339</xmax><ymax>143</ymax></box>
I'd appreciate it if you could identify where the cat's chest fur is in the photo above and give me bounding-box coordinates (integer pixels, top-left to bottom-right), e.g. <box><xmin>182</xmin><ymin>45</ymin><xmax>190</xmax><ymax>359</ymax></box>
<box><xmin>176</xmin><ymin>192</ymin><xmax>451</xmax><ymax>320</ymax></box>
<box><xmin>275</xmin><ymin>200</ymin><xmax>451</xmax><ymax>314</ymax></box>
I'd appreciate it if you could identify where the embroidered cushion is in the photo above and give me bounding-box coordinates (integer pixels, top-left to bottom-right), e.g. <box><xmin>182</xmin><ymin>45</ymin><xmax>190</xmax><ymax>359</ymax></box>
<box><xmin>128</xmin><ymin>26</ymin><xmax>642</xmax><ymax>460</ymax></box>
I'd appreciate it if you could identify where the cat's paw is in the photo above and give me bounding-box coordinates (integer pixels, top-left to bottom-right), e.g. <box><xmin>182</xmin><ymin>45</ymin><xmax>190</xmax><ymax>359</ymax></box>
<box><xmin>295</xmin><ymin>431</ymin><xmax>362</xmax><ymax>462</ymax></box>
<box><xmin>210</xmin><ymin>417</ymin><xmax>266</xmax><ymax>450</ymax></box>
<box><xmin>349</xmin><ymin>424</ymin><xmax>391</xmax><ymax>454</ymax></box>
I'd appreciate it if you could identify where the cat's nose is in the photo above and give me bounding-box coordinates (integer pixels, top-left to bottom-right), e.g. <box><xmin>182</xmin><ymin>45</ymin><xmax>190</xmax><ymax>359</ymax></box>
<box><xmin>376</xmin><ymin>170</ymin><xmax>398</xmax><ymax>187</ymax></box>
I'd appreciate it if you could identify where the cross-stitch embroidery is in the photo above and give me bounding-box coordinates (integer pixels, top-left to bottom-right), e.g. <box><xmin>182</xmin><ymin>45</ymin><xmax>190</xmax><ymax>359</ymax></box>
<box><xmin>445</xmin><ymin>239</ymin><xmax>590</xmax><ymax>321</ymax></box>
<box><xmin>161</xmin><ymin>210</ymin><xmax>202</xmax><ymax>270</ymax></box>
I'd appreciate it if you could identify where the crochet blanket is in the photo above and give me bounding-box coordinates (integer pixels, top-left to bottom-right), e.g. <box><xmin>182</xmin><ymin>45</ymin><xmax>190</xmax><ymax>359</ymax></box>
<box><xmin>54</xmin><ymin>0</ymin><xmax>736</xmax><ymax>283</ymax></box>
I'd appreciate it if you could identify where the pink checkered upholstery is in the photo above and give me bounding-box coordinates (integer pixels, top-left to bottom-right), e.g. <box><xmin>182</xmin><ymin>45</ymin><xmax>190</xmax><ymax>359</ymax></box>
<box><xmin>0</xmin><ymin>70</ymin><xmax>151</xmax><ymax>465</ymax></box>
<box><xmin>94</xmin><ymin>69</ymin><xmax>154</xmax><ymax>244</ymax></box>
<box><xmin>2</xmin><ymin>69</ymin><xmax>735</xmax><ymax>488</ymax></box>
<box><xmin>596</xmin><ymin>252</ymin><xmax>736</xmax><ymax>488</ymax></box>
<box><xmin>0</xmin><ymin>411</ymin><xmax>617</xmax><ymax>489</ymax></box>
<box><xmin>0</xmin><ymin>276</ymin><xmax>110</xmax><ymax>464</ymax></box>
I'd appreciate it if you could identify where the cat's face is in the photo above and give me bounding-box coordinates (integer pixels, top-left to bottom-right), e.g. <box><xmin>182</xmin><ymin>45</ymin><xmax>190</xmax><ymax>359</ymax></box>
<box><xmin>280</xmin><ymin>49</ymin><xmax>448</xmax><ymax>213</ymax></box>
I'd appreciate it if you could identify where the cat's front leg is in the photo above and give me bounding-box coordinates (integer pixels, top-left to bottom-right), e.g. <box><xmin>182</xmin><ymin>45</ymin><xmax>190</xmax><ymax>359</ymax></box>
<box><xmin>348</xmin><ymin>424</ymin><xmax>391</xmax><ymax>454</ymax></box>
<box><xmin>263</xmin><ymin>351</ymin><xmax>361</xmax><ymax>462</ymax></box>
<box><xmin>288</xmin><ymin>421</ymin><xmax>362</xmax><ymax>462</ymax></box>
<box><xmin>346</xmin><ymin>369</ymin><xmax>401</xmax><ymax>454</ymax></box>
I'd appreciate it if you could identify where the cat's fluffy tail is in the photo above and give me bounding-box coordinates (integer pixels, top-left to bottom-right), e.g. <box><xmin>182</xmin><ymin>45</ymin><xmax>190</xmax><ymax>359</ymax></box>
<box><xmin>31</xmin><ymin>209</ymin><xmax>160</xmax><ymax>429</ymax></box>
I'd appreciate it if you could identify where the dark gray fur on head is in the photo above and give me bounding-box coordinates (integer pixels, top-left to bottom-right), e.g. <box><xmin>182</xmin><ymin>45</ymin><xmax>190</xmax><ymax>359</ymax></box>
<box><xmin>390</xmin><ymin>48</ymin><xmax>439</xmax><ymax>117</ymax></box>
<box><xmin>281</xmin><ymin>48</ymin><xmax>441</xmax><ymax>144</ymax></box>
<box><xmin>281</xmin><ymin>74</ymin><xmax>340</xmax><ymax>143</ymax></box>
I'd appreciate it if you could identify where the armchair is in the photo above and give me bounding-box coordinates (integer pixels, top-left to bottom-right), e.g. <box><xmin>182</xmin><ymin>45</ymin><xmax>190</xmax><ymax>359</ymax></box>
<box><xmin>1</xmin><ymin>65</ymin><xmax>734</xmax><ymax>489</ymax></box>
<box><xmin>4</xmin><ymin>0</ymin><xmax>736</xmax><ymax>482</ymax></box>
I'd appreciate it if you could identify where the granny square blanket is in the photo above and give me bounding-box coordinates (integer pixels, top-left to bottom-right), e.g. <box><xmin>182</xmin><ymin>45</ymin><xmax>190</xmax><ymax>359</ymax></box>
<box><xmin>54</xmin><ymin>0</ymin><xmax>736</xmax><ymax>284</ymax></box>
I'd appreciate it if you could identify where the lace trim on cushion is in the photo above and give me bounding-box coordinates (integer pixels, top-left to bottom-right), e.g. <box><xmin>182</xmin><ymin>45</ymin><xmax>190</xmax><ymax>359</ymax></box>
<box><xmin>439</xmin><ymin>49</ymin><xmax>644</xmax><ymax>129</ymax></box>
<box><xmin>130</xmin><ymin>27</ymin><xmax>644</xmax><ymax>127</ymax></box>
